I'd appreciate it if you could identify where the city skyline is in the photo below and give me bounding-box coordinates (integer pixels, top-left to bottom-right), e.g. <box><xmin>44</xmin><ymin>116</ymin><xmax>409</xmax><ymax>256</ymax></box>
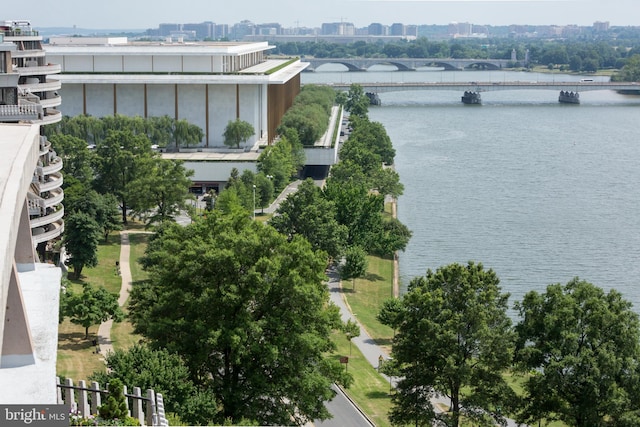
<box><xmin>2</xmin><ymin>0</ymin><xmax>639</xmax><ymax>30</ymax></box>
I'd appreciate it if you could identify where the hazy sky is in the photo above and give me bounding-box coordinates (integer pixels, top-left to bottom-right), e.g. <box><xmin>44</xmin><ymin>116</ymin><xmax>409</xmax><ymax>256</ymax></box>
<box><xmin>3</xmin><ymin>0</ymin><xmax>638</xmax><ymax>29</ymax></box>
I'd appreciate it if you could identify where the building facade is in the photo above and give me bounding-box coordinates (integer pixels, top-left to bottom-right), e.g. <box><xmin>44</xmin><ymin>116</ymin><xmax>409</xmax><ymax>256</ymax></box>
<box><xmin>46</xmin><ymin>40</ymin><xmax>307</xmax><ymax>149</ymax></box>
<box><xmin>0</xmin><ymin>20</ymin><xmax>63</xmax><ymax>404</ymax></box>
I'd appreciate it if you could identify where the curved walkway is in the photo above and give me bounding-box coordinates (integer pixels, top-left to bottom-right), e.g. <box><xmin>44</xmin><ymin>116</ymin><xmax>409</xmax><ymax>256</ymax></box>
<box><xmin>95</xmin><ymin>231</ymin><xmax>139</xmax><ymax>359</ymax></box>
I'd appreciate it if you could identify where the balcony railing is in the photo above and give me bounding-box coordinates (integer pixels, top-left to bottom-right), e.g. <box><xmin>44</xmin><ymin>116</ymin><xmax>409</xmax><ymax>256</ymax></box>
<box><xmin>17</xmin><ymin>63</ymin><xmax>62</xmax><ymax>76</ymax></box>
<box><xmin>19</xmin><ymin>78</ymin><xmax>61</xmax><ymax>93</ymax></box>
<box><xmin>57</xmin><ymin>378</ymin><xmax>168</xmax><ymax>427</ymax></box>
<box><xmin>30</xmin><ymin>205</ymin><xmax>64</xmax><ymax>229</ymax></box>
<box><xmin>39</xmin><ymin>108</ymin><xmax>62</xmax><ymax>125</ymax></box>
<box><xmin>0</xmin><ymin>103</ymin><xmax>42</xmax><ymax>121</ymax></box>
<box><xmin>39</xmin><ymin>155</ymin><xmax>63</xmax><ymax>175</ymax></box>
<box><xmin>31</xmin><ymin>218</ymin><xmax>64</xmax><ymax>245</ymax></box>
<box><xmin>33</xmin><ymin>171</ymin><xmax>63</xmax><ymax>193</ymax></box>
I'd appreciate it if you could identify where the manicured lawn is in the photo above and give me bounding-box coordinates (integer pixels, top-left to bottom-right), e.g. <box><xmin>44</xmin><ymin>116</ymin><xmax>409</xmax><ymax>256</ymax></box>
<box><xmin>342</xmin><ymin>255</ymin><xmax>395</xmax><ymax>353</ymax></box>
<box><xmin>57</xmin><ymin>229</ymin><xmax>149</xmax><ymax>380</ymax></box>
<box><xmin>331</xmin><ymin>332</ymin><xmax>393</xmax><ymax>427</ymax></box>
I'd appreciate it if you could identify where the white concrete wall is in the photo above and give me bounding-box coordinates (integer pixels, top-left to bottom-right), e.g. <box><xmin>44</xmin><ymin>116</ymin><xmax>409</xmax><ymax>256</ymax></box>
<box><xmin>57</xmin><ymin>84</ymin><xmax>83</xmax><ymax>117</ymax></box>
<box><xmin>63</xmin><ymin>55</ymin><xmax>93</xmax><ymax>72</ymax></box>
<box><xmin>86</xmin><ymin>84</ymin><xmax>114</xmax><ymax>117</ymax></box>
<box><xmin>94</xmin><ymin>55</ymin><xmax>122</xmax><ymax>72</ymax></box>
<box><xmin>152</xmin><ymin>56</ymin><xmax>182</xmax><ymax>73</ymax></box>
<box><xmin>209</xmin><ymin>85</ymin><xmax>237</xmax><ymax>147</ymax></box>
<box><xmin>124</xmin><ymin>56</ymin><xmax>152</xmax><ymax>72</ymax></box>
<box><xmin>177</xmin><ymin>84</ymin><xmax>206</xmax><ymax>144</ymax></box>
<box><xmin>186</xmin><ymin>160</ymin><xmax>257</xmax><ymax>183</ymax></box>
<box><xmin>183</xmin><ymin>56</ymin><xmax>211</xmax><ymax>73</ymax></box>
<box><xmin>116</xmin><ymin>84</ymin><xmax>145</xmax><ymax>117</ymax></box>
<box><xmin>147</xmin><ymin>84</ymin><xmax>176</xmax><ymax>118</ymax></box>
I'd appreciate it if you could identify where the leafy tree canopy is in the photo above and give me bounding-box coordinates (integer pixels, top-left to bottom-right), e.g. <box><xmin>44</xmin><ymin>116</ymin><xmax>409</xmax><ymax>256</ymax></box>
<box><xmin>129</xmin><ymin>211</ymin><xmax>351</xmax><ymax>425</ymax></box>
<box><xmin>514</xmin><ymin>278</ymin><xmax>640</xmax><ymax>427</ymax></box>
<box><xmin>390</xmin><ymin>262</ymin><xmax>516</xmax><ymax>427</ymax></box>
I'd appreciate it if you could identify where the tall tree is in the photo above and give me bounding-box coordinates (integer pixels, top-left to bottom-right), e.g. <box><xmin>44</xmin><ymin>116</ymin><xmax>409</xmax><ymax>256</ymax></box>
<box><xmin>270</xmin><ymin>178</ymin><xmax>347</xmax><ymax>259</ymax></box>
<box><xmin>127</xmin><ymin>157</ymin><xmax>194</xmax><ymax>226</ymax></box>
<box><xmin>389</xmin><ymin>262</ymin><xmax>515</xmax><ymax>427</ymax></box>
<box><xmin>60</xmin><ymin>283</ymin><xmax>124</xmax><ymax>338</ymax></box>
<box><xmin>514</xmin><ymin>278</ymin><xmax>640</xmax><ymax>427</ymax></box>
<box><xmin>344</xmin><ymin>83</ymin><xmax>370</xmax><ymax>118</ymax></box>
<box><xmin>223</xmin><ymin>119</ymin><xmax>255</xmax><ymax>149</ymax></box>
<box><xmin>339</xmin><ymin>245</ymin><xmax>368</xmax><ymax>292</ymax></box>
<box><xmin>63</xmin><ymin>212</ymin><xmax>102</xmax><ymax>279</ymax></box>
<box><xmin>129</xmin><ymin>211</ymin><xmax>351</xmax><ymax>425</ymax></box>
<box><xmin>93</xmin><ymin>129</ymin><xmax>155</xmax><ymax>224</ymax></box>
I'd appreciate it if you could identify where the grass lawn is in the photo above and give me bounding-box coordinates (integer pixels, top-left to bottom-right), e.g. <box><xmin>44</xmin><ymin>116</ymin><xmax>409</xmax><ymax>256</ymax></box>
<box><xmin>57</xmin><ymin>236</ymin><xmax>121</xmax><ymax>380</ymax></box>
<box><xmin>342</xmin><ymin>255</ymin><xmax>395</xmax><ymax>353</ymax></box>
<box><xmin>57</xmin><ymin>228</ymin><xmax>150</xmax><ymax>381</ymax></box>
<box><xmin>331</xmin><ymin>331</ymin><xmax>393</xmax><ymax>427</ymax></box>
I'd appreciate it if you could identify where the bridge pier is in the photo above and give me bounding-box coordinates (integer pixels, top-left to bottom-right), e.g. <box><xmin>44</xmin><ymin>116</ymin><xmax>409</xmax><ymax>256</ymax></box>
<box><xmin>558</xmin><ymin>91</ymin><xmax>580</xmax><ymax>104</ymax></box>
<box><xmin>366</xmin><ymin>92</ymin><xmax>381</xmax><ymax>105</ymax></box>
<box><xmin>461</xmin><ymin>91</ymin><xmax>482</xmax><ymax>105</ymax></box>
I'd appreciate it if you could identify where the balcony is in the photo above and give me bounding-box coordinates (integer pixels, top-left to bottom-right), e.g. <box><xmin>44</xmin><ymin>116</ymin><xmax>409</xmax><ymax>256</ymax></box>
<box><xmin>31</xmin><ymin>219</ymin><xmax>64</xmax><ymax>245</ymax></box>
<box><xmin>38</xmin><ymin>155</ymin><xmax>63</xmax><ymax>176</ymax></box>
<box><xmin>19</xmin><ymin>78</ymin><xmax>61</xmax><ymax>94</ymax></box>
<box><xmin>40</xmin><ymin>94</ymin><xmax>62</xmax><ymax>109</ymax></box>
<box><xmin>11</xmin><ymin>49</ymin><xmax>46</xmax><ymax>59</ymax></box>
<box><xmin>43</xmin><ymin>187</ymin><xmax>64</xmax><ymax>208</ymax></box>
<box><xmin>18</xmin><ymin>63</ymin><xmax>61</xmax><ymax>76</ymax></box>
<box><xmin>33</xmin><ymin>171</ymin><xmax>63</xmax><ymax>193</ymax></box>
<box><xmin>39</xmin><ymin>108</ymin><xmax>62</xmax><ymax>125</ymax></box>
<box><xmin>30</xmin><ymin>205</ymin><xmax>64</xmax><ymax>229</ymax></box>
<box><xmin>0</xmin><ymin>103</ymin><xmax>41</xmax><ymax>122</ymax></box>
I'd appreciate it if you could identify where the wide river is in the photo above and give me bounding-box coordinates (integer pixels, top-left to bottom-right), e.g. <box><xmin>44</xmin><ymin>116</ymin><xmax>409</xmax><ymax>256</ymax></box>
<box><xmin>303</xmin><ymin>65</ymin><xmax>640</xmax><ymax>311</ymax></box>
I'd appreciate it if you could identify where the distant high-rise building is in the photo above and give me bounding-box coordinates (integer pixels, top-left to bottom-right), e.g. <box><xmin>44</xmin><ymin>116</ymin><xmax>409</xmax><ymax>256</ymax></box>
<box><xmin>593</xmin><ymin>21</ymin><xmax>610</xmax><ymax>32</ymax></box>
<box><xmin>368</xmin><ymin>22</ymin><xmax>385</xmax><ymax>36</ymax></box>
<box><xmin>390</xmin><ymin>23</ymin><xmax>405</xmax><ymax>36</ymax></box>
<box><xmin>321</xmin><ymin>22</ymin><xmax>355</xmax><ymax>36</ymax></box>
<box><xmin>158</xmin><ymin>23</ymin><xmax>181</xmax><ymax>37</ymax></box>
<box><xmin>183</xmin><ymin>22</ymin><xmax>214</xmax><ymax>40</ymax></box>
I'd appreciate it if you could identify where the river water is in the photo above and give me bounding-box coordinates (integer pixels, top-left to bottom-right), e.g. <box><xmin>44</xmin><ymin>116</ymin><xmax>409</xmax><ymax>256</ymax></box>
<box><xmin>303</xmin><ymin>65</ymin><xmax>640</xmax><ymax>311</ymax></box>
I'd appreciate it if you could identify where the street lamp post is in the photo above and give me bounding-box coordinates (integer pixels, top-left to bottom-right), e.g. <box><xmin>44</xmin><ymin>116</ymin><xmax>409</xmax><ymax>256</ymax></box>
<box><xmin>252</xmin><ymin>184</ymin><xmax>256</xmax><ymax>219</ymax></box>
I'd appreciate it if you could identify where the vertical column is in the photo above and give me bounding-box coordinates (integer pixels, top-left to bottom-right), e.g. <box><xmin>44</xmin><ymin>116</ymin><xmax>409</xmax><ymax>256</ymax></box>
<box><xmin>131</xmin><ymin>387</ymin><xmax>144</xmax><ymax>425</ymax></box>
<box><xmin>146</xmin><ymin>389</ymin><xmax>156</xmax><ymax>427</ymax></box>
<box><xmin>64</xmin><ymin>378</ymin><xmax>77</xmax><ymax>415</ymax></box>
<box><xmin>78</xmin><ymin>380</ymin><xmax>90</xmax><ymax>417</ymax></box>
<box><xmin>90</xmin><ymin>381</ymin><xmax>102</xmax><ymax>415</ymax></box>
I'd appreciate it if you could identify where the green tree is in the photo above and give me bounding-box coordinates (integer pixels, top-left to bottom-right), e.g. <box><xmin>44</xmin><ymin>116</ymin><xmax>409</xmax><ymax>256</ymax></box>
<box><xmin>270</xmin><ymin>178</ymin><xmax>347</xmax><ymax>259</ymax></box>
<box><xmin>377</xmin><ymin>297</ymin><xmax>404</xmax><ymax>334</ymax></box>
<box><xmin>90</xmin><ymin>343</ymin><xmax>219</xmax><ymax>425</ymax></box>
<box><xmin>514</xmin><ymin>278</ymin><xmax>640</xmax><ymax>427</ymax></box>
<box><xmin>223</xmin><ymin>119</ymin><xmax>255</xmax><ymax>149</ymax></box>
<box><xmin>343</xmin><ymin>319</ymin><xmax>360</xmax><ymax>356</ymax></box>
<box><xmin>339</xmin><ymin>245</ymin><xmax>368</xmax><ymax>292</ymax></box>
<box><xmin>390</xmin><ymin>262</ymin><xmax>515</xmax><ymax>427</ymax></box>
<box><xmin>60</xmin><ymin>283</ymin><xmax>124</xmax><ymax>338</ymax></box>
<box><xmin>63</xmin><ymin>212</ymin><xmax>101</xmax><ymax>279</ymax></box>
<box><xmin>98</xmin><ymin>378</ymin><xmax>129</xmax><ymax>421</ymax></box>
<box><xmin>344</xmin><ymin>83</ymin><xmax>369</xmax><ymax>118</ymax></box>
<box><xmin>93</xmin><ymin>129</ymin><xmax>155</xmax><ymax>224</ymax></box>
<box><xmin>127</xmin><ymin>157</ymin><xmax>194</xmax><ymax>226</ymax></box>
<box><xmin>129</xmin><ymin>211</ymin><xmax>351</xmax><ymax>425</ymax></box>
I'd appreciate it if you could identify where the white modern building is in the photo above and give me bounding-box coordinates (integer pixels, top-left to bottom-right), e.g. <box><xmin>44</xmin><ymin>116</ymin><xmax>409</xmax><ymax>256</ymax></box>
<box><xmin>0</xmin><ymin>20</ymin><xmax>63</xmax><ymax>404</ymax></box>
<box><xmin>46</xmin><ymin>39</ymin><xmax>308</xmax><ymax>149</ymax></box>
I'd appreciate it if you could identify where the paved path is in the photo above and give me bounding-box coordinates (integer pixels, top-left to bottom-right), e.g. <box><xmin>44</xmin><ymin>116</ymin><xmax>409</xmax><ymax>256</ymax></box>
<box><xmin>95</xmin><ymin>231</ymin><xmax>141</xmax><ymax>359</ymax></box>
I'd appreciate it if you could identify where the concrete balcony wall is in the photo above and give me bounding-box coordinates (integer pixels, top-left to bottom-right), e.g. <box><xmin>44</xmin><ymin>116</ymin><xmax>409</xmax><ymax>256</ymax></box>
<box><xmin>29</xmin><ymin>206</ymin><xmax>64</xmax><ymax>229</ymax></box>
<box><xmin>31</xmin><ymin>219</ymin><xmax>64</xmax><ymax>246</ymax></box>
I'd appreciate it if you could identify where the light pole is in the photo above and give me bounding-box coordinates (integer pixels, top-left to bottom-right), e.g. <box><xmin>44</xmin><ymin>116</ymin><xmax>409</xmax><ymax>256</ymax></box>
<box><xmin>252</xmin><ymin>184</ymin><xmax>256</xmax><ymax>219</ymax></box>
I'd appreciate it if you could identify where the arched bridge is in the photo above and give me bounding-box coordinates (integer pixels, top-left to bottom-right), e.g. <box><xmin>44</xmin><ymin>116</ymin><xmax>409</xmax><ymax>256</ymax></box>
<box><xmin>321</xmin><ymin>81</ymin><xmax>640</xmax><ymax>104</ymax></box>
<box><xmin>302</xmin><ymin>57</ymin><xmax>513</xmax><ymax>71</ymax></box>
